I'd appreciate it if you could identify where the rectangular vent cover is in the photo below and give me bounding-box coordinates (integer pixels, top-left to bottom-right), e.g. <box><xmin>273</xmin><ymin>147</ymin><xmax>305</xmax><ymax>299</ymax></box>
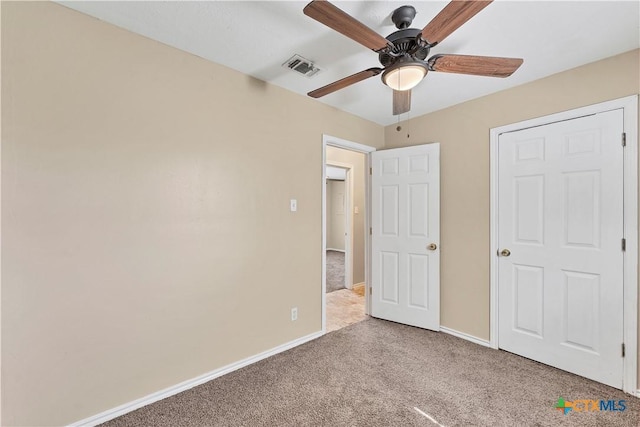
<box><xmin>282</xmin><ymin>54</ymin><xmax>322</xmax><ymax>77</ymax></box>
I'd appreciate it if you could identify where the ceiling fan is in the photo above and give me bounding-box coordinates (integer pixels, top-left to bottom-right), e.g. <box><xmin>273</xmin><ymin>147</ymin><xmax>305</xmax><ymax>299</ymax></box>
<box><xmin>303</xmin><ymin>0</ymin><xmax>524</xmax><ymax>115</ymax></box>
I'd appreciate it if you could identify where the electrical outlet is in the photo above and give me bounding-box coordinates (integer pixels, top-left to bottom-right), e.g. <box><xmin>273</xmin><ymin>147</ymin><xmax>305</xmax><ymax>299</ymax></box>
<box><xmin>291</xmin><ymin>307</ymin><xmax>298</xmax><ymax>321</ymax></box>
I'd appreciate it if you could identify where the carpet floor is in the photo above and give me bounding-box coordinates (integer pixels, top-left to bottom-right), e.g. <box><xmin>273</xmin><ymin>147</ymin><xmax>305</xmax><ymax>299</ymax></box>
<box><xmin>101</xmin><ymin>318</ymin><xmax>639</xmax><ymax>426</ymax></box>
<box><xmin>326</xmin><ymin>250</ymin><xmax>345</xmax><ymax>293</ymax></box>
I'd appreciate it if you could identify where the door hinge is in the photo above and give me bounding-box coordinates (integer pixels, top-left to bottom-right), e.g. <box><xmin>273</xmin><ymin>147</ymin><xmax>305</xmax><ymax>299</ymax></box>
<box><xmin>369</xmin><ymin>287</ymin><xmax>372</xmax><ymax>295</ymax></box>
<box><xmin>622</xmin><ymin>238</ymin><xmax>626</xmax><ymax>251</ymax></box>
<box><xmin>622</xmin><ymin>343</ymin><xmax>626</xmax><ymax>358</ymax></box>
<box><xmin>370</xmin><ymin>227</ymin><xmax>372</xmax><ymax>235</ymax></box>
<box><xmin>622</xmin><ymin>132</ymin><xmax>627</xmax><ymax>147</ymax></box>
<box><xmin>369</xmin><ymin>167</ymin><xmax>372</xmax><ymax>175</ymax></box>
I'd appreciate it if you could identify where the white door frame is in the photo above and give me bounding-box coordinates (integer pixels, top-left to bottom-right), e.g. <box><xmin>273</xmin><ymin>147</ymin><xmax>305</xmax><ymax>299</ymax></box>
<box><xmin>322</xmin><ymin>134</ymin><xmax>376</xmax><ymax>334</ymax></box>
<box><xmin>326</xmin><ymin>162</ymin><xmax>353</xmax><ymax>289</ymax></box>
<box><xmin>489</xmin><ymin>95</ymin><xmax>638</xmax><ymax>394</ymax></box>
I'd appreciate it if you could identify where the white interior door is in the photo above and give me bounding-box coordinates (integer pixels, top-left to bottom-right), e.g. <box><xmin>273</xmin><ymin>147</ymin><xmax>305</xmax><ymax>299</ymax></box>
<box><xmin>371</xmin><ymin>144</ymin><xmax>440</xmax><ymax>330</ymax></box>
<box><xmin>497</xmin><ymin>109</ymin><xmax>624</xmax><ymax>388</ymax></box>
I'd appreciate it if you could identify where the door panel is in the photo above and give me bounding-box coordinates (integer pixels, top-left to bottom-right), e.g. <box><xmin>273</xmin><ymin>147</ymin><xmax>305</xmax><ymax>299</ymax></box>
<box><xmin>409</xmin><ymin>183</ymin><xmax>429</xmax><ymax>238</ymax></box>
<box><xmin>371</xmin><ymin>144</ymin><xmax>440</xmax><ymax>330</ymax></box>
<box><xmin>381</xmin><ymin>186</ymin><xmax>399</xmax><ymax>236</ymax></box>
<box><xmin>514</xmin><ymin>175</ymin><xmax>544</xmax><ymax>244</ymax></box>
<box><xmin>563</xmin><ymin>270</ymin><xmax>599</xmax><ymax>351</ymax></box>
<box><xmin>381</xmin><ymin>251</ymin><xmax>399</xmax><ymax>303</ymax></box>
<box><xmin>498</xmin><ymin>109</ymin><xmax>624</xmax><ymax>388</ymax></box>
<box><xmin>408</xmin><ymin>254</ymin><xmax>429</xmax><ymax>309</ymax></box>
<box><xmin>512</xmin><ymin>264</ymin><xmax>544</xmax><ymax>337</ymax></box>
<box><xmin>564</xmin><ymin>171</ymin><xmax>600</xmax><ymax>247</ymax></box>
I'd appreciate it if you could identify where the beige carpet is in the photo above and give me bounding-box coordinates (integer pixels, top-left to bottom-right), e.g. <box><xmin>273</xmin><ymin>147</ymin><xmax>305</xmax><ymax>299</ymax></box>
<box><xmin>326</xmin><ymin>250</ymin><xmax>345</xmax><ymax>293</ymax></box>
<box><xmin>101</xmin><ymin>318</ymin><xmax>639</xmax><ymax>426</ymax></box>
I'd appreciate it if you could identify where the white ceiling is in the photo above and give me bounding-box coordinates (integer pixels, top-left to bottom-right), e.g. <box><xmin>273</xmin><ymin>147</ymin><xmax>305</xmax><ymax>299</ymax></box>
<box><xmin>58</xmin><ymin>1</ymin><xmax>640</xmax><ymax>126</ymax></box>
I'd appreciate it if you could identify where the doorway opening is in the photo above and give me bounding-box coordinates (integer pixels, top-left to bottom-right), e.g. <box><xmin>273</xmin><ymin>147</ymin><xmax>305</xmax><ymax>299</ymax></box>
<box><xmin>322</xmin><ymin>136</ymin><xmax>376</xmax><ymax>333</ymax></box>
<box><xmin>325</xmin><ymin>164</ymin><xmax>349</xmax><ymax>294</ymax></box>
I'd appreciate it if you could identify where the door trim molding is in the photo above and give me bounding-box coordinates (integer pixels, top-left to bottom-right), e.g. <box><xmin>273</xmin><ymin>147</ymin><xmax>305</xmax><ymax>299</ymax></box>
<box><xmin>489</xmin><ymin>95</ymin><xmax>638</xmax><ymax>394</ymax></box>
<box><xmin>322</xmin><ymin>135</ymin><xmax>376</xmax><ymax>334</ymax></box>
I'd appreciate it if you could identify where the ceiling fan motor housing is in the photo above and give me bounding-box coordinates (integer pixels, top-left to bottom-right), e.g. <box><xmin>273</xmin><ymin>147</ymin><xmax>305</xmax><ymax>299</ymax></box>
<box><xmin>391</xmin><ymin>5</ymin><xmax>417</xmax><ymax>29</ymax></box>
<box><xmin>379</xmin><ymin>28</ymin><xmax>430</xmax><ymax>68</ymax></box>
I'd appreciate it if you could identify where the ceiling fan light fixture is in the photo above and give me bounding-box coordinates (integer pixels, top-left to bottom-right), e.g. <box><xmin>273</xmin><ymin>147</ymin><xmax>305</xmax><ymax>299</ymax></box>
<box><xmin>382</xmin><ymin>62</ymin><xmax>428</xmax><ymax>91</ymax></box>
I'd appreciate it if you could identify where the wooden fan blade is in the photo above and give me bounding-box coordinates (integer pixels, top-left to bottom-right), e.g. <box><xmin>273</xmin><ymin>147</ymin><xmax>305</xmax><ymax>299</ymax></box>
<box><xmin>420</xmin><ymin>1</ymin><xmax>493</xmax><ymax>46</ymax></box>
<box><xmin>393</xmin><ymin>90</ymin><xmax>411</xmax><ymax>115</ymax></box>
<box><xmin>429</xmin><ymin>54</ymin><xmax>523</xmax><ymax>77</ymax></box>
<box><xmin>304</xmin><ymin>0</ymin><xmax>391</xmax><ymax>52</ymax></box>
<box><xmin>308</xmin><ymin>68</ymin><xmax>382</xmax><ymax>98</ymax></box>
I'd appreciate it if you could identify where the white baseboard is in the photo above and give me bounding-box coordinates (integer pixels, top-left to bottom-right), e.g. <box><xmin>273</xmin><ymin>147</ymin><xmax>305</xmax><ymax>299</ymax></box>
<box><xmin>346</xmin><ymin>281</ymin><xmax>364</xmax><ymax>291</ymax></box>
<box><xmin>440</xmin><ymin>326</ymin><xmax>492</xmax><ymax>348</ymax></box>
<box><xmin>69</xmin><ymin>330</ymin><xmax>324</xmax><ymax>427</ymax></box>
<box><xmin>326</xmin><ymin>248</ymin><xmax>345</xmax><ymax>253</ymax></box>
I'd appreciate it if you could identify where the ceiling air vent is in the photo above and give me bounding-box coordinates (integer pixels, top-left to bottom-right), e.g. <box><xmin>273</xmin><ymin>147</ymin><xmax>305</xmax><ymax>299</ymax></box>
<box><xmin>282</xmin><ymin>54</ymin><xmax>322</xmax><ymax>77</ymax></box>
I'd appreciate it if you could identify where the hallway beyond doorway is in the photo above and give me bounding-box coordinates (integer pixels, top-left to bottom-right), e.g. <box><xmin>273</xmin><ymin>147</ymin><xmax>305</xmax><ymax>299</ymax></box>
<box><xmin>326</xmin><ymin>250</ymin><xmax>345</xmax><ymax>293</ymax></box>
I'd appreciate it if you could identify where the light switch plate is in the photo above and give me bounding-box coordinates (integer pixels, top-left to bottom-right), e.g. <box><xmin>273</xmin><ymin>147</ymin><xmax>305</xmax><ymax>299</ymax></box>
<box><xmin>290</xmin><ymin>199</ymin><xmax>297</xmax><ymax>212</ymax></box>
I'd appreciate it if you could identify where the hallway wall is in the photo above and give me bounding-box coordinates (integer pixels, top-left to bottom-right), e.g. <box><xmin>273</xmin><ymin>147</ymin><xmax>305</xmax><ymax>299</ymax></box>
<box><xmin>326</xmin><ymin>180</ymin><xmax>346</xmax><ymax>251</ymax></box>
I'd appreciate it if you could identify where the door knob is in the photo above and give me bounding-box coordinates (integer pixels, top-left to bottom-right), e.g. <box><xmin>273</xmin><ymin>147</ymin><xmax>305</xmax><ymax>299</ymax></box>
<box><xmin>427</xmin><ymin>243</ymin><xmax>437</xmax><ymax>251</ymax></box>
<box><xmin>500</xmin><ymin>249</ymin><xmax>511</xmax><ymax>257</ymax></box>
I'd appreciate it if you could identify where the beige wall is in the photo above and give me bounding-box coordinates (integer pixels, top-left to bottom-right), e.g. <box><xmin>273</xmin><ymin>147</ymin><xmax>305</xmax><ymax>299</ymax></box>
<box><xmin>385</xmin><ymin>50</ymin><xmax>640</xmax><ymax>344</ymax></box>
<box><xmin>326</xmin><ymin>180</ymin><xmax>346</xmax><ymax>251</ymax></box>
<box><xmin>326</xmin><ymin>146</ymin><xmax>366</xmax><ymax>284</ymax></box>
<box><xmin>2</xmin><ymin>2</ymin><xmax>639</xmax><ymax>425</ymax></box>
<box><xmin>0</xmin><ymin>2</ymin><xmax>383</xmax><ymax>425</ymax></box>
